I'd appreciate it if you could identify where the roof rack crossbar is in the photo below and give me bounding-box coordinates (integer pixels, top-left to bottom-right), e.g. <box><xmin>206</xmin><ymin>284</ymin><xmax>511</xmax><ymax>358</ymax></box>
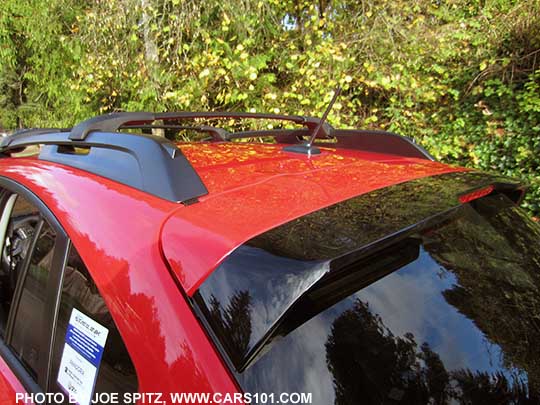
<box><xmin>69</xmin><ymin>112</ymin><xmax>333</xmax><ymax>141</ymax></box>
<box><xmin>0</xmin><ymin>130</ymin><xmax>208</xmax><ymax>203</ymax></box>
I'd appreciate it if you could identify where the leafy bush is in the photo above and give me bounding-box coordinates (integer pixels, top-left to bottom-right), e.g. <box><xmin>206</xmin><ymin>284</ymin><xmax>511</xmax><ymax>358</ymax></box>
<box><xmin>0</xmin><ymin>0</ymin><xmax>538</xmax><ymax>216</ymax></box>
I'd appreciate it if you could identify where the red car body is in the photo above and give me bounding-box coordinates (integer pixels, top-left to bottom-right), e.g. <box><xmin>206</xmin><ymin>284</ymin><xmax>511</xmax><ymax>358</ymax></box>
<box><xmin>0</xmin><ymin>141</ymin><xmax>465</xmax><ymax>402</ymax></box>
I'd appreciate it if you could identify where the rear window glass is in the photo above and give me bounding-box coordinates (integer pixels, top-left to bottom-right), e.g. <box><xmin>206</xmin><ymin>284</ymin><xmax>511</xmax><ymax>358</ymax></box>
<box><xmin>196</xmin><ymin>193</ymin><xmax>540</xmax><ymax>403</ymax></box>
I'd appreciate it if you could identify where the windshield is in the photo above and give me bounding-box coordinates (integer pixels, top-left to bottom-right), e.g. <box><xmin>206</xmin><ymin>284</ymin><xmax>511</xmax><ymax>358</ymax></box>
<box><xmin>195</xmin><ymin>176</ymin><xmax>540</xmax><ymax>403</ymax></box>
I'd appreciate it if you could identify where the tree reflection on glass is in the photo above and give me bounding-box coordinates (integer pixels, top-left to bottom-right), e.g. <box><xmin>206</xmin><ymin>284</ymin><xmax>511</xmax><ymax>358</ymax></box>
<box><xmin>325</xmin><ymin>297</ymin><xmax>536</xmax><ymax>404</ymax></box>
<box><xmin>325</xmin><ymin>299</ymin><xmax>447</xmax><ymax>404</ymax></box>
<box><xmin>324</xmin><ymin>195</ymin><xmax>540</xmax><ymax>404</ymax></box>
<box><xmin>424</xmin><ymin>196</ymin><xmax>540</xmax><ymax>397</ymax></box>
<box><xmin>208</xmin><ymin>290</ymin><xmax>253</xmax><ymax>365</ymax></box>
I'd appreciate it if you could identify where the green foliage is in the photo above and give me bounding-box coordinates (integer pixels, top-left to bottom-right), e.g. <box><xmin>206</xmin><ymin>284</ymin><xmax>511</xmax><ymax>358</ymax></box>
<box><xmin>0</xmin><ymin>0</ymin><xmax>89</xmax><ymax>127</ymax></box>
<box><xmin>0</xmin><ymin>0</ymin><xmax>538</xmax><ymax>215</ymax></box>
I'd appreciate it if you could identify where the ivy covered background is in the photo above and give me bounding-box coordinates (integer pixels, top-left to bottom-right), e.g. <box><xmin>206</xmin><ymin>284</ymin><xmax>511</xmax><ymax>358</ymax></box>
<box><xmin>0</xmin><ymin>0</ymin><xmax>538</xmax><ymax>215</ymax></box>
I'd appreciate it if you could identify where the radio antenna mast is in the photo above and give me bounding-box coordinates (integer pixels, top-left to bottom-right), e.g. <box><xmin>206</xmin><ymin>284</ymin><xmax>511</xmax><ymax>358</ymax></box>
<box><xmin>283</xmin><ymin>86</ymin><xmax>341</xmax><ymax>156</ymax></box>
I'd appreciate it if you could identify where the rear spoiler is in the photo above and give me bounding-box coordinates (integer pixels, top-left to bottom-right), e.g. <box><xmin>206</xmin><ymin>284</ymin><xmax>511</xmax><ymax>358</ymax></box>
<box><xmin>192</xmin><ymin>171</ymin><xmax>525</xmax><ymax>371</ymax></box>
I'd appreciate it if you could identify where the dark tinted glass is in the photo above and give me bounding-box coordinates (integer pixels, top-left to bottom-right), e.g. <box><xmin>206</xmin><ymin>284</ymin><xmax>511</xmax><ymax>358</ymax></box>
<box><xmin>10</xmin><ymin>218</ymin><xmax>56</xmax><ymax>378</ymax></box>
<box><xmin>198</xmin><ymin>194</ymin><xmax>540</xmax><ymax>403</ymax></box>
<box><xmin>51</xmin><ymin>246</ymin><xmax>137</xmax><ymax>401</ymax></box>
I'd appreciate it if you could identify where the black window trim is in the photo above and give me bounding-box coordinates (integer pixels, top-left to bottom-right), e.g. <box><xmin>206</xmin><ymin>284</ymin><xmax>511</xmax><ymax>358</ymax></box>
<box><xmin>43</xmin><ymin>238</ymin><xmax>69</xmax><ymax>392</ymax></box>
<box><xmin>0</xmin><ymin>176</ymin><xmax>69</xmax><ymax>393</ymax></box>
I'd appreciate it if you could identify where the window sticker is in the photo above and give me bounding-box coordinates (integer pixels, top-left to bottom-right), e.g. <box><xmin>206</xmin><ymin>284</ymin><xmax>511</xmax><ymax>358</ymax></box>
<box><xmin>57</xmin><ymin>308</ymin><xmax>109</xmax><ymax>405</ymax></box>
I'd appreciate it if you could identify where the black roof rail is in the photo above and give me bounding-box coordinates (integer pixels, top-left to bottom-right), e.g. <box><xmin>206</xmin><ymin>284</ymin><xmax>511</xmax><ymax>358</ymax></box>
<box><xmin>0</xmin><ymin>129</ymin><xmax>208</xmax><ymax>203</ymax></box>
<box><xmin>0</xmin><ymin>112</ymin><xmax>434</xmax><ymax>204</ymax></box>
<box><xmin>226</xmin><ymin>128</ymin><xmax>311</xmax><ymax>140</ymax></box>
<box><xmin>69</xmin><ymin>112</ymin><xmax>155</xmax><ymax>140</ymax></box>
<box><xmin>119</xmin><ymin>124</ymin><xmax>230</xmax><ymax>142</ymax></box>
<box><xmin>69</xmin><ymin>111</ymin><xmax>333</xmax><ymax>140</ymax></box>
<box><xmin>7</xmin><ymin>115</ymin><xmax>431</xmax><ymax>161</ymax></box>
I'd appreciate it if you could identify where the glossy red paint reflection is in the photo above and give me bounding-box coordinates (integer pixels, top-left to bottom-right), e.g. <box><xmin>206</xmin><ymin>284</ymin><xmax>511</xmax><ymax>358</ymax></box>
<box><xmin>459</xmin><ymin>185</ymin><xmax>495</xmax><ymax>203</ymax></box>
<box><xmin>0</xmin><ymin>140</ymin><xmax>468</xmax><ymax>398</ymax></box>
<box><xmin>166</xmin><ymin>143</ymin><xmax>467</xmax><ymax>294</ymax></box>
<box><xmin>0</xmin><ymin>159</ymin><xmax>238</xmax><ymax>398</ymax></box>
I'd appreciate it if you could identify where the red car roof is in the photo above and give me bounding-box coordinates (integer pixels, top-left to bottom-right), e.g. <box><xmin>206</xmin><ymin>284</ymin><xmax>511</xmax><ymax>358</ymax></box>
<box><xmin>0</xmin><ymin>143</ymin><xmax>466</xmax><ymax>295</ymax></box>
<box><xmin>162</xmin><ymin>142</ymin><xmax>466</xmax><ymax>295</ymax></box>
<box><xmin>0</xmin><ymin>142</ymin><xmax>466</xmax><ymax>295</ymax></box>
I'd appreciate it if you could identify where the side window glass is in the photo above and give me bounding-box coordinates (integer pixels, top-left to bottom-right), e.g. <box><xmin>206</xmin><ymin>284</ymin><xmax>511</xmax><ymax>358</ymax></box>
<box><xmin>10</xmin><ymin>219</ymin><xmax>56</xmax><ymax>378</ymax></box>
<box><xmin>52</xmin><ymin>246</ymin><xmax>138</xmax><ymax>401</ymax></box>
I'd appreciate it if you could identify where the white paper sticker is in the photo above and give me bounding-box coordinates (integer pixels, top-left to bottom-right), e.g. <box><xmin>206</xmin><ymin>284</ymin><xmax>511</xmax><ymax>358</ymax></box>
<box><xmin>57</xmin><ymin>308</ymin><xmax>109</xmax><ymax>405</ymax></box>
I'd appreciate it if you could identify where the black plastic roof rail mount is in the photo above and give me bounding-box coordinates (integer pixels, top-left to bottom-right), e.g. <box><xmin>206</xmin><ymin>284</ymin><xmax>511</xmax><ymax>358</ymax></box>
<box><xmin>0</xmin><ymin>130</ymin><xmax>208</xmax><ymax>203</ymax></box>
<box><xmin>329</xmin><ymin>130</ymin><xmax>435</xmax><ymax>160</ymax></box>
<box><xmin>69</xmin><ymin>111</ymin><xmax>333</xmax><ymax>141</ymax></box>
